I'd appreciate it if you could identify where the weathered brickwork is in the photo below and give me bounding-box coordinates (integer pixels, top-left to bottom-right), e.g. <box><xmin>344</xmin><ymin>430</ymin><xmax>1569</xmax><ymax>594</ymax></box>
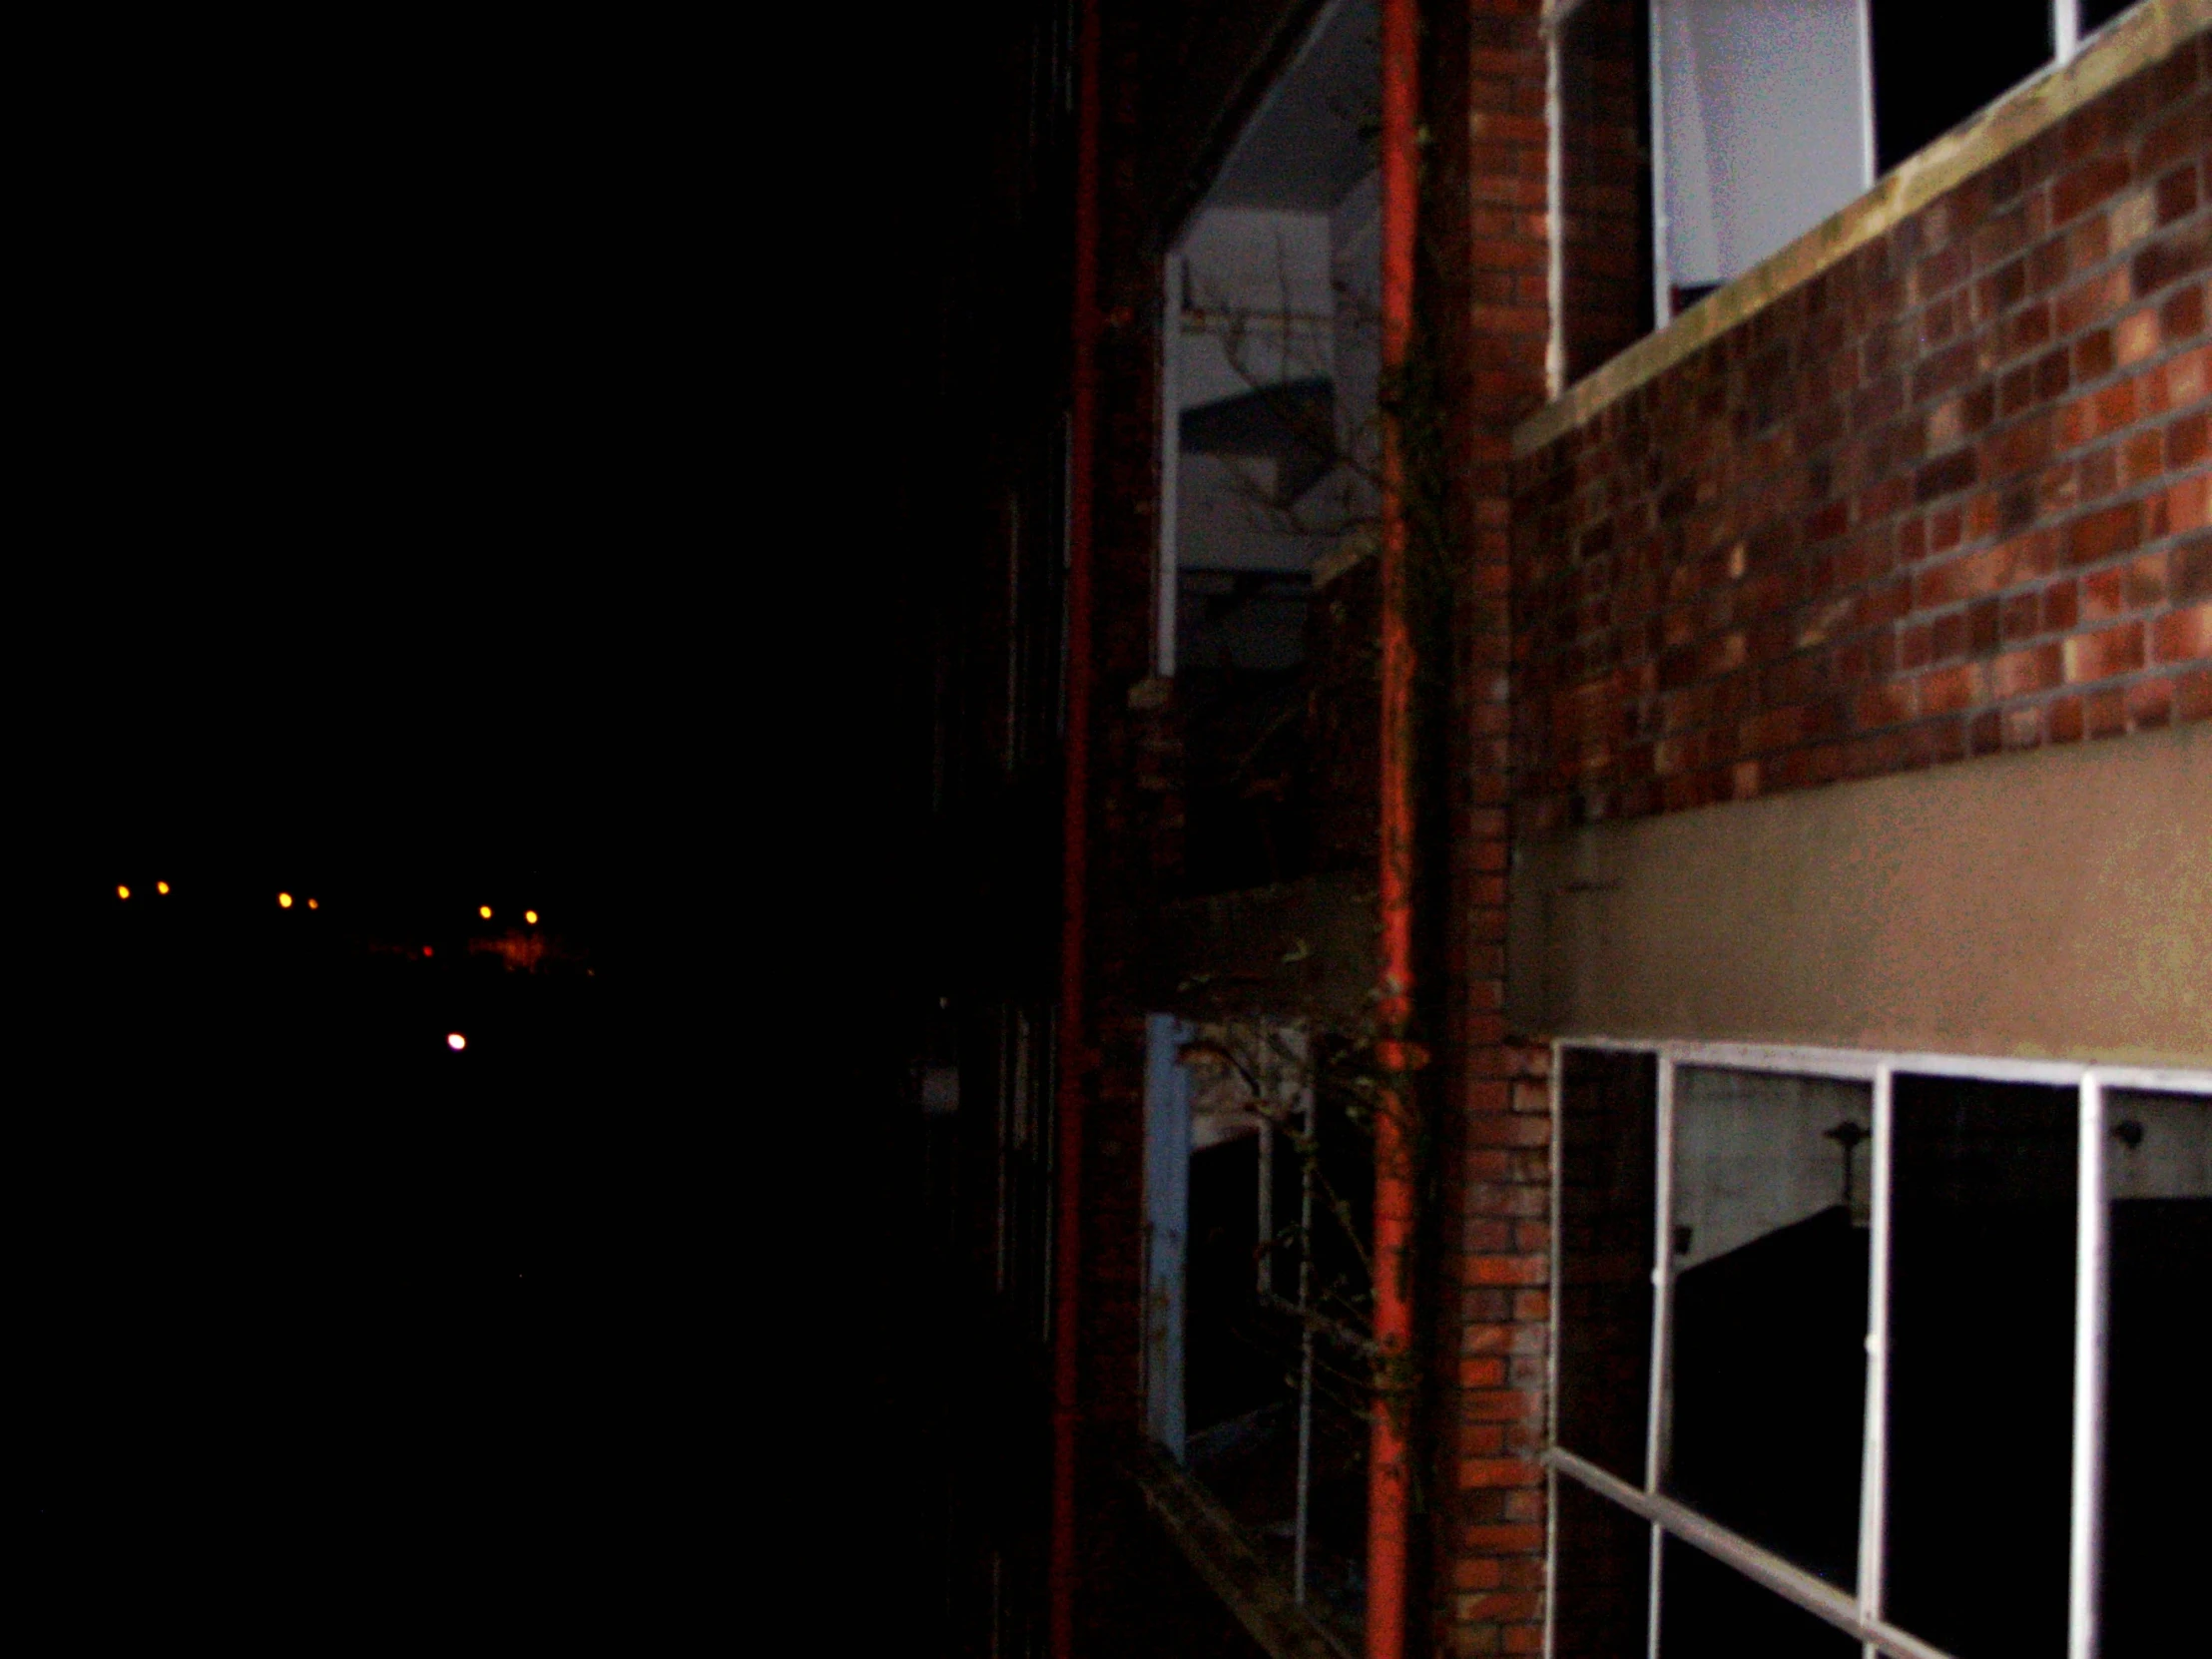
<box><xmin>1429</xmin><ymin>3</ymin><xmax>1555</xmax><ymax>1655</ymax></box>
<box><xmin>1512</xmin><ymin>35</ymin><xmax>2212</xmax><ymax>835</ymax></box>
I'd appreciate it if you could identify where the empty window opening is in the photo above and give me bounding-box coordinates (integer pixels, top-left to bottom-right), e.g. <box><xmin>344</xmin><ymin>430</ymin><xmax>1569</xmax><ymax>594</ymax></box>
<box><xmin>1144</xmin><ymin>1014</ymin><xmax>1375</xmax><ymax>1650</ymax></box>
<box><xmin>1160</xmin><ymin>0</ymin><xmax>1380</xmax><ymax>895</ymax></box>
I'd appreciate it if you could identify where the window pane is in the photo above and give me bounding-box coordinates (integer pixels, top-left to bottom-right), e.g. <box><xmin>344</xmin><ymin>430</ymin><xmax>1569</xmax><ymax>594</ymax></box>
<box><xmin>1870</xmin><ymin>0</ymin><xmax>2053</xmax><ymax>174</ymax></box>
<box><xmin>1656</xmin><ymin>1532</ymin><xmax>1858</xmax><ymax>1659</ymax></box>
<box><xmin>1884</xmin><ymin>1076</ymin><xmax>2074</xmax><ymax>1658</ymax></box>
<box><xmin>1558</xmin><ymin>1048</ymin><xmax>1658</xmax><ymax>1484</ymax></box>
<box><xmin>1552</xmin><ymin>1476</ymin><xmax>1649</xmax><ymax>1659</ymax></box>
<box><xmin>2099</xmin><ymin>1089</ymin><xmax>2211</xmax><ymax>1657</ymax></box>
<box><xmin>1665</xmin><ymin>1067</ymin><xmax>1871</xmax><ymax>1589</ymax></box>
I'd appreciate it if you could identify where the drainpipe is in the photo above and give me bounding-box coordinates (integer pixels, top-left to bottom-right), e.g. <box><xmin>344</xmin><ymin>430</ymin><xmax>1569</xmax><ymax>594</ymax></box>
<box><xmin>1371</xmin><ymin>0</ymin><xmax>1418</xmax><ymax>1657</ymax></box>
<box><xmin>1048</xmin><ymin>0</ymin><xmax>1101</xmax><ymax>1653</ymax></box>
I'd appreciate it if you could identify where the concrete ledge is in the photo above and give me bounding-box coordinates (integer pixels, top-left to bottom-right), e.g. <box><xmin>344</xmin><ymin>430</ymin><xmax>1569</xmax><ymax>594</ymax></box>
<box><xmin>1506</xmin><ymin>723</ymin><xmax>2212</xmax><ymax>1065</ymax></box>
<box><xmin>1513</xmin><ymin>0</ymin><xmax>2211</xmax><ymax>459</ymax></box>
<box><xmin>1128</xmin><ymin>1441</ymin><xmax>1356</xmax><ymax>1659</ymax></box>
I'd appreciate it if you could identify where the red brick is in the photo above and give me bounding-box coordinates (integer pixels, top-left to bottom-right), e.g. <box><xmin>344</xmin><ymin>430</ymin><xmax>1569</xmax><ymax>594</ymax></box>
<box><xmin>2179</xmin><ymin>668</ymin><xmax>2212</xmax><ymax>722</ymax></box>
<box><xmin>2154</xmin><ymin>604</ymin><xmax>2212</xmax><ymax>664</ymax></box>
<box><xmin>1458</xmin><ymin>1458</ymin><xmax>1542</xmax><ymax>1490</ymax></box>
<box><xmin>2063</xmin><ymin>621</ymin><xmax>2149</xmax><ymax>682</ymax></box>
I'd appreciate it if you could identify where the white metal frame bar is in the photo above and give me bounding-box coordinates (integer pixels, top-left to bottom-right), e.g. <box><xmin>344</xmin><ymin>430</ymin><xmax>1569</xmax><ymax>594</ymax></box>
<box><xmin>1856</xmin><ymin>1063</ymin><xmax>1895</xmax><ymax>1659</ymax></box>
<box><xmin>1642</xmin><ymin>1053</ymin><xmax>1677</xmax><ymax>1659</ymax></box>
<box><xmin>1550</xmin><ymin>1448</ymin><xmax>1956</xmax><ymax>1659</ymax></box>
<box><xmin>1550</xmin><ymin>1035</ymin><xmax>2212</xmax><ymax>1659</ymax></box>
<box><xmin>2066</xmin><ymin>1074</ymin><xmax>2109</xmax><ymax>1659</ymax></box>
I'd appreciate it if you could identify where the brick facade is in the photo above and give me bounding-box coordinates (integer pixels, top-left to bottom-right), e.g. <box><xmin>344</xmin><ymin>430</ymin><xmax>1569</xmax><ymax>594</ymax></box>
<box><xmin>1512</xmin><ymin>36</ymin><xmax>2211</xmax><ymax>837</ymax></box>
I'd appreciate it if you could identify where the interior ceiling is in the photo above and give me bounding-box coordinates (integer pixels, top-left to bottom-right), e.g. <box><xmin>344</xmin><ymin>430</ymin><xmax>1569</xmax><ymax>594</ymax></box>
<box><xmin>1207</xmin><ymin>0</ymin><xmax>1380</xmax><ymax>212</ymax></box>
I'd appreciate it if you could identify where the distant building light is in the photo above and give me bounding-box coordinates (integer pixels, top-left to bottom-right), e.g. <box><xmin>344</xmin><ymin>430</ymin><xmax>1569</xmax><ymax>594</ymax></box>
<box><xmin>306</xmin><ymin>897</ymin><xmax>319</xmax><ymax>910</ymax></box>
<box><xmin>524</xmin><ymin>909</ymin><xmax>539</xmax><ymax>924</ymax></box>
<box><xmin>117</xmin><ymin>884</ymin><xmax>131</xmax><ymax>900</ymax></box>
<box><xmin>156</xmin><ymin>880</ymin><xmax>171</xmax><ymax>894</ymax></box>
<box><xmin>447</xmin><ymin>1032</ymin><xmax>467</xmax><ymax>1051</ymax></box>
<box><xmin>479</xmin><ymin>905</ymin><xmax>493</xmax><ymax>920</ymax></box>
<box><xmin>278</xmin><ymin>892</ymin><xmax>293</xmax><ymax>909</ymax></box>
<box><xmin>422</xmin><ymin>945</ymin><xmax>434</xmax><ymax>957</ymax></box>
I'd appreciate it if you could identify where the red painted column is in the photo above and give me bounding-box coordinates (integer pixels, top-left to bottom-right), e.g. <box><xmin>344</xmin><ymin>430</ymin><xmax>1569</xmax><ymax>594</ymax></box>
<box><xmin>1048</xmin><ymin>0</ymin><xmax>1102</xmax><ymax>1654</ymax></box>
<box><xmin>1371</xmin><ymin>0</ymin><xmax>1419</xmax><ymax>1656</ymax></box>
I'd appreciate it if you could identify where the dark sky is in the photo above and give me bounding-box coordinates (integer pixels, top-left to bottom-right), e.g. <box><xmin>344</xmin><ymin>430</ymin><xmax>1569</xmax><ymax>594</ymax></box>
<box><xmin>26</xmin><ymin>15</ymin><xmax>977</xmax><ymax>1637</ymax></box>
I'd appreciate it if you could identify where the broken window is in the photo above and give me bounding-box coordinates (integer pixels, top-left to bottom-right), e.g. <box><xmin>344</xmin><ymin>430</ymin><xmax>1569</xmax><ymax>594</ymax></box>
<box><xmin>1144</xmin><ymin>1014</ymin><xmax>1375</xmax><ymax>1650</ymax></box>
<box><xmin>1550</xmin><ymin>1042</ymin><xmax>2211</xmax><ymax>1658</ymax></box>
<box><xmin>1158</xmin><ymin>0</ymin><xmax>1380</xmax><ymax>894</ymax></box>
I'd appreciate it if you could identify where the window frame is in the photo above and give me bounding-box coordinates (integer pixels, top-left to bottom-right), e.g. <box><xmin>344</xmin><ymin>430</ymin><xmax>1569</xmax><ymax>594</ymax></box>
<box><xmin>1544</xmin><ymin>1035</ymin><xmax>2212</xmax><ymax>1659</ymax></box>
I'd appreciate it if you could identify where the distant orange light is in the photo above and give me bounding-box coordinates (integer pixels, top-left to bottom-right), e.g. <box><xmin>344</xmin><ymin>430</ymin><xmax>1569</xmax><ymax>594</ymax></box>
<box><xmin>306</xmin><ymin>898</ymin><xmax>319</xmax><ymax>910</ymax></box>
<box><xmin>277</xmin><ymin>892</ymin><xmax>293</xmax><ymax>909</ymax></box>
<box><xmin>117</xmin><ymin>884</ymin><xmax>131</xmax><ymax>900</ymax></box>
<box><xmin>446</xmin><ymin>1032</ymin><xmax>467</xmax><ymax>1051</ymax></box>
<box><xmin>524</xmin><ymin>909</ymin><xmax>539</xmax><ymax>925</ymax></box>
<box><xmin>479</xmin><ymin>905</ymin><xmax>493</xmax><ymax>920</ymax></box>
<box><xmin>156</xmin><ymin>880</ymin><xmax>171</xmax><ymax>894</ymax></box>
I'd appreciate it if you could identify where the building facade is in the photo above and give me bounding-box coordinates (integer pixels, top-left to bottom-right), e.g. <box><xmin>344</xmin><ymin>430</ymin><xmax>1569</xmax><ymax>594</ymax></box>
<box><xmin>912</xmin><ymin>3</ymin><xmax>2210</xmax><ymax>1656</ymax></box>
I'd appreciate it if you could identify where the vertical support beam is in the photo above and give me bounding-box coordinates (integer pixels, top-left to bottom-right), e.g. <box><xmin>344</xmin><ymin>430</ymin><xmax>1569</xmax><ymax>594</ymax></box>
<box><xmin>1857</xmin><ymin>1064</ymin><xmax>1895</xmax><ymax>1659</ymax></box>
<box><xmin>1157</xmin><ymin>249</ymin><xmax>1181</xmax><ymax>679</ymax></box>
<box><xmin>1642</xmin><ymin>1054</ymin><xmax>1677</xmax><ymax>1659</ymax></box>
<box><xmin>1144</xmin><ymin>1015</ymin><xmax>1193</xmax><ymax>1462</ymax></box>
<box><xmin>1048</xmin><ymin>0</ymin><xmax>1102</xmax><ymax>1650</ymax></box>
<box><xmin>2067</xmin><ymin>1074</ymin><xmax>2108</xmax><ymax>1659</ymax></box>
<box><xmin>1370</xmin><ymin>0</ymin><xmax>1419</xmax><ymax>1656</ymax></box>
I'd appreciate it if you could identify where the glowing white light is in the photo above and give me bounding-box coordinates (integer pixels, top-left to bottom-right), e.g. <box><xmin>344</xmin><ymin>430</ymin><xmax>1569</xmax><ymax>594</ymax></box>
<box><xmin>446</xmin><ymin>1032</ymin><xmax>467</xmax><ymax>1051</ymax></box>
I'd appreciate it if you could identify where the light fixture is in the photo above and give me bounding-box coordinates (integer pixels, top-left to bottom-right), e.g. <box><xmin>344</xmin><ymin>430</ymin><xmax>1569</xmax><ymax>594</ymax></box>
<box><xmin>306</xmin><ymin>897</ymin><xmax>319</xmax><ymax>910</ymax></box>
<box><xmin>524</xmin><ymin>909</ymin><xmax>539</xmax><ymax>925</ymax></box>
<box><xmin>479</xmin><ymin>905</ymin><xmax>493</xmax><ymax>920</ymax></box>
<box><xmin>117</xmin><ymin>884</ymin><xmax>131</xmax><ymax>900</ymax></box>
<box><xmin>156</xmin><ymin>880</ymin><xmax>171</xmax><ymax>894</ymax></box>
<box><xmin>278</xmin><ymin>892</ymin><xmax>293</xmax><ymax>909</ymax></box>
<box><xmin>446</xmin><ymin>1032</ymin><xmax>467</xmax><ymax>1051</ymax></box>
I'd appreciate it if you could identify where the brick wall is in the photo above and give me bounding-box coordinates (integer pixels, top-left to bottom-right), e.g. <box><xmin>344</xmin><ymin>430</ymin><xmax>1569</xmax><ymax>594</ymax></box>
<box><xmin>1427</xmin><ymin>2</ymin><xmax>1556</xmax><ymax>1655</ymax></box>
<box><xmin>1512</xmin><ymin>33</ymin><xmax>2212</xmax><ymax>836</ymax></box>
<box><xmin>1555</xmin><ymin>0</ymin><xmax>1652</xmax><ymax>383</ymax></box>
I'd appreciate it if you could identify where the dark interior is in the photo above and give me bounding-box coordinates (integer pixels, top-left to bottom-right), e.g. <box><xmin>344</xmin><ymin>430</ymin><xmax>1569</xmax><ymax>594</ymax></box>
<box><xmin>1883</xmin><ymin>1075</ymin><xmax>2076</xmax><ymax>1659</ymax></box>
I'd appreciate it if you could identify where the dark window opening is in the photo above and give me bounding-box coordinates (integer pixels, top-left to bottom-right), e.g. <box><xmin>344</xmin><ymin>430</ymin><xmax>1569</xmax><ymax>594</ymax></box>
<box><xmin>1558</xmin><ymin>0</ymin><xmax>1656</xmax><ymax>384</ymax></box>
<box><xmin>2099</xmin><ymin>1089</ymin><xmax>2211</xmax><ymax>1658</ymax></box>
<box><xmin>1884</xmin><ymin>1074</ymin><xmax>2075</xmax><ymax>1659</ymax></box>
<box><xmin>1869</xmin><ymin>1</ymin><xmax>2053</xmax><ymax>176</ymax></box>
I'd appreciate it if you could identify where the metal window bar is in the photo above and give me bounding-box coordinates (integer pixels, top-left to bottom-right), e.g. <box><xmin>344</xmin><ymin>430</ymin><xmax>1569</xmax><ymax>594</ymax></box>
<box><xmin>1550</xmin><ymin>1447</ymin><xmax>1956</xmax><ymax>1659</ymax></box>
<box><xmin>2066</xmin><ymin>1073</ymin><xmax>2109</xmax><ymax>1659</ymax></box>
<box><xmin>1856</xmin><ymin>1063</ymin><xmax>1895</xmax><ymax>1659</ymax></box>
<box><xmin>1295</xmin><ymin>1078</ymin><xmax>1318</xmax><ymax>1605</ymax></box>
<box><xmin>1551</xmin><ymin>1037</ymin><xmax>2212</xmax><ymax>1659</ymax></box>
<box><xmin>1643</xmin><ymin>1053</ymin><xmax>1677</xmax><ymax>1659</ymax></box>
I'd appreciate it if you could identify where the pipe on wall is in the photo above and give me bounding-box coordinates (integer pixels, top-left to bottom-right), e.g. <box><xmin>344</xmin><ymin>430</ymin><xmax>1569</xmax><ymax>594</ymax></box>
<box><xmin>1048</xmin><ymin>0</ymin><xmax>1102</xmax><ymax>1653</ymax></box>
<box><xmin>1370</xmin><ymin>0</ymin><xmax>1418</xmax><ymax>1656</ymax></box>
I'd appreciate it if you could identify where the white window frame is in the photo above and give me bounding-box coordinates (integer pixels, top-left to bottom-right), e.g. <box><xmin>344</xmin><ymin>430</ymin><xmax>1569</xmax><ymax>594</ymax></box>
<box><xmin>1542</xmin><ymin>1035</ymin><xmax>2212</xmax><ymax>1659</ymax></box>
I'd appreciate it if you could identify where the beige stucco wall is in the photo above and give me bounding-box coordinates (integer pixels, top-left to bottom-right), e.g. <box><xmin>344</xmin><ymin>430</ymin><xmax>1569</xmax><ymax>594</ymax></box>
<box><xmin>1506</xmin><ymin>723</ymin><xmax>2211</xmax><ymax>1065</ymax></box>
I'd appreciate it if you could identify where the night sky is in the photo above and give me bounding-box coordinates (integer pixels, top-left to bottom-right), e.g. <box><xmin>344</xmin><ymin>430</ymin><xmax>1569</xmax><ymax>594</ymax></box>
<box><xmin>27</xmin><ymin>14</ymin><xmax>955</xmax><ymax>1641</ymax></box>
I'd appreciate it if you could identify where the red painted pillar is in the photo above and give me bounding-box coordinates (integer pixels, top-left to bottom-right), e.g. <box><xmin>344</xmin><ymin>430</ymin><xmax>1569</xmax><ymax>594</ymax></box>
<box><xmin>1371</xmin><ymin>1</ymin><xmax>1419</xmax><ymax>1657</ymax></box>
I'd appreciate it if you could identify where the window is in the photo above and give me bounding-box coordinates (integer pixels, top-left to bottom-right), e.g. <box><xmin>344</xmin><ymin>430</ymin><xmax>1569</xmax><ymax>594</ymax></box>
<box><xmin>1144</xmin><ymin>1014</ymin><xmax>1374</xmax><ymax>1650</ymax></box>
<box><xmin>1157</xmin><ymin>0</ymin><xmax>1381</xmax><ymax>894</ymax></box>
<box><xmin>1548</xmin><ymin>1</ymin><xmax>2155</xmax><ymax>378</ymax></box>
<box><xmin>1549</xmin><ymin>1039</ymin><xmax>2211</xmax><ymax>1658</ymax></box>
